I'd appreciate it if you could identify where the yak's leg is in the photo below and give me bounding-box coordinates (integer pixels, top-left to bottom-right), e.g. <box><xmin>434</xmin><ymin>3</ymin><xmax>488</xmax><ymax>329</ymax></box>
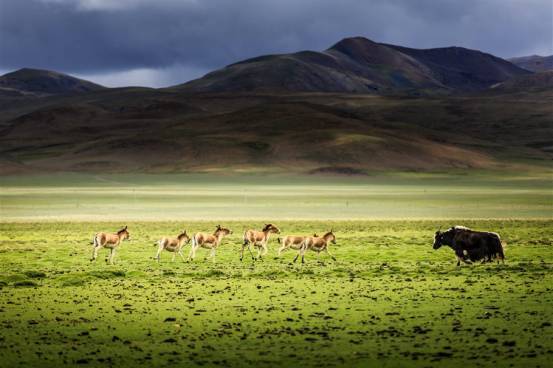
<box><xmin>455</xmin><ymin>250</ymin><xmax>471</xmax><ymax>266</ymax></box>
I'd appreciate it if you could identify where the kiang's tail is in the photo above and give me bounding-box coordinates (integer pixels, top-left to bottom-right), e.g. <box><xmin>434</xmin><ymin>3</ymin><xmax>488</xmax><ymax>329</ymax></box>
<box><xmin>243</xmin><ymin>231</ymin><xmax>248</xmax><ymax>246</ymax></box>
<box><xmin>192</xmin><ymin>235</ymin><xmax>197</xmax><ymax>248</ymax></box>
<box><xmin>91</xmin><ymin>234</ymin><xmax>97</xmax><ymax>247</ymax></box>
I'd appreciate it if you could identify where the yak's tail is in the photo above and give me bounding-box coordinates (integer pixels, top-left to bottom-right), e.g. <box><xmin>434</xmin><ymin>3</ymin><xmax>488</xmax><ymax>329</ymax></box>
<box><xmin>492</xmin><ymin>233</ymin><xmax>506</xmax><ymax>261</ymax></box>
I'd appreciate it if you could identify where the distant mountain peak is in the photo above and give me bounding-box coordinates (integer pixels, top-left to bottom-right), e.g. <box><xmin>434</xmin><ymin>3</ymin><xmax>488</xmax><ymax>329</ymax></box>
<box><xmin>508</xmin><ymin>55</ymin><xmax>553</xmax><ymax>73</ymax></box>
<box><xmin>174</xmin><ymin>36</ymin><xmax>530</xmax><ymax>94</ymax></box>
<box><xmin>0</xmin><ymin>67</ymin><xmax>105</xmax><ymax>96</ymax></box>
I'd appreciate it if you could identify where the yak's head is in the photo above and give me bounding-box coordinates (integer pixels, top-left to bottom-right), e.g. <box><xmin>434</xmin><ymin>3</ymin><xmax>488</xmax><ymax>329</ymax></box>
<box><xmin>433</xmin><ymin>227</ymin><xmax>456</xmax><ymax>249</ymax></box>
<box><xmin>433</xmin><ymin>230</ymin><xmax>444</xmax><ymax>250</ymax></box>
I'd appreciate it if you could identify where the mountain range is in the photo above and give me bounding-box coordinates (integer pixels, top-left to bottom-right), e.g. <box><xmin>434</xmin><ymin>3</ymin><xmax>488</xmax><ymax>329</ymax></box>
<box><xmin>175</xmin><ymin>37</ymin><xmax>531</xmax><ymax>94</ymax></box>
<box><xmin>0</xmin><ymin>37</ymin><xmax>551</xmax><ymax>175</ymax></box>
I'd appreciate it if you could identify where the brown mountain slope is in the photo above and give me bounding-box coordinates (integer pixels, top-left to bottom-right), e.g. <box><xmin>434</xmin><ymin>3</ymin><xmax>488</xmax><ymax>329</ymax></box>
<box><xmin>173</xmin><ymin>37</ymin><xmax>530</xmax><ymax>94</ymax></box>
<box><xmin>0</xmin><ymin>88</ymin><xmax>551</xmax><ymax>174</ymax></box>
<box><xmin>491</xmin><ymin>71</ymin><xmax>553</xmax><ymax>91</ymax></box>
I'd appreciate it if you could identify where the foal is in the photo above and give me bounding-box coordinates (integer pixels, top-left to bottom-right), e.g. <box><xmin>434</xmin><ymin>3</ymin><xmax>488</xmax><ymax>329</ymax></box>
<box><xmin>155</xmin><ymin>230</ymin><xmax>191</xmax><ymax>262</ymax></box>
<box><xmin>188</xmin><ymin>225</ymin><xmax>232</xmax><ymax>262</ymax></box>
<box><xmin>242</xmin><ymin>223</ymin><xmax>280</xmax><ymax>261</ymax></box>
<box><xmin>90</xmin><ymin>226</ymin><xmax>130</xmax><ymax>264</ymax></box>
<box><xmin>294</xmin><ymin>230</ymin><xmax>336</xmax><ymax>264</ymax></box>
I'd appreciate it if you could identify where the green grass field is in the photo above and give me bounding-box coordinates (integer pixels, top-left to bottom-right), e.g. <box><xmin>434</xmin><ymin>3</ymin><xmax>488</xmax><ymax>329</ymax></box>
<box><xmin>0</xmin><ymin>173</ymin><xmax>552</xmax><ymax>367</ymax></box>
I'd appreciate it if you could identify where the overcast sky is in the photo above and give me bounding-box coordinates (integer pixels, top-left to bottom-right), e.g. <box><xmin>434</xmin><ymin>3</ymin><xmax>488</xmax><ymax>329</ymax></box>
<box><xmin>1</xmin><ymin>0</ymin><xmax>551</xmax><ymax>87</ymax></box>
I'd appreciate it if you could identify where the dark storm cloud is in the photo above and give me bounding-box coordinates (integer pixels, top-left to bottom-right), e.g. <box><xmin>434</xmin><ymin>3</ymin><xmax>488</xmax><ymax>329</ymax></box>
<box><xmin>1</xmin><ymin>0</ymin><xmax>551</xmax><ymax>87</ymax></box>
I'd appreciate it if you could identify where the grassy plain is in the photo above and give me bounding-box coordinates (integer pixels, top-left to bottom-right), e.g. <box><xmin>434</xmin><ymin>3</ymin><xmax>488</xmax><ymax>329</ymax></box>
<box><xmin>0</xmin><ymin>171</ymin><xmax>551</xmax><ymax>220</ymax></box>
<box><xmin>0</xmin><ymin>173</ymin><xmax>552</xmax><ymax>367</ymax></box>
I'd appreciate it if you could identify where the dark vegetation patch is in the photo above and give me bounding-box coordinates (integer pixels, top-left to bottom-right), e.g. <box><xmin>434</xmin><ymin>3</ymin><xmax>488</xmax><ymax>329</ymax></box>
<box><xmin>309</xmin><ymin>166</ymin><xmax>367</xmax><ymax>176</ymax></box>
<box><xmin>24</xmin><ymin>271</ymin><xmax>46</xmax><ymax>279</ymax></box>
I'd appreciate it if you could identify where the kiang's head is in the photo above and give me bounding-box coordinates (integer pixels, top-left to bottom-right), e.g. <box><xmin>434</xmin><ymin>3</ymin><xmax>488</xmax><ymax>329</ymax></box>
<box><xmin>263</xmin><ymin>223</ymin><xmax>280</xmax><ymax>234</ymax></box>
<box><xmin>118</xmin><ymin>226</ymin><xmax>130</xmax><ymax>240</ymax></box>
<box><xmin>179</xmin><ymin>230</ymin><xmax>191</xmax><ymax>243</ymax></box>
<box><xmin>325</xmin><ymin>229</ymin><xmax>336</xmax><ymax>244</ymax></box>
<box><xmin>215</xmin><ymin>225</ymin><xmax>232</xmax><ymax>236</ymax></box>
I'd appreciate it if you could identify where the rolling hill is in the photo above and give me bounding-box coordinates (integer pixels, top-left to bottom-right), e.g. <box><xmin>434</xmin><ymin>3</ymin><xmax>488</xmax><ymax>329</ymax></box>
<box><xmin>509</xmin><ymin>55</ymin><xmax>553</xmax><ymax>72</ymax></box>
<box><xmin>0</xmin><ymin>87</ymin><xmax>551</xmax><ymax>175</ymax></box>
<box><xmin>0</xmin><ymin>68</ymin><xmax>106</xmax><ymax>97</ymax></box>
<box><xmin>174</xmin><ymin>37</ymin><xmax>530</xmax><ymax>94</ymax></box>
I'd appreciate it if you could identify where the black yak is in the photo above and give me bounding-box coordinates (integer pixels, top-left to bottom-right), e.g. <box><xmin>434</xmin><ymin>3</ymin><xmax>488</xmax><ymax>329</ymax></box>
<box><xmin>433</xmin><ymin>226</ymin><xmax>505</xmax><ymax>266</ymax></box>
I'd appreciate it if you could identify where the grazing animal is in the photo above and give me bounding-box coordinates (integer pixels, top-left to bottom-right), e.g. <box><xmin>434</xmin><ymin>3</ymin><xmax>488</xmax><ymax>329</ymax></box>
<box><xmin>433</xmin><ymin>226</ymin><xmax>505</xmax><ymax>266</ymax></box>
<box><xmin>294</xmin><ymin>230</ymin><xmax>337</xmax><ymax>264</ymax></box>
<box><xmin>155</xmin><ymin>230</ymin><xmax>191</xmax><ymax>262</ymax></box>
<box><xmin>242</xmin><ymin>223</ymin><xmax>281</xmax><ymax>261</ymax></box>
<box><xmin>90</xmin><ymin>226</ymin><xmax>130</xmax><ymax>264</ymax></box>
<box><xmin>188</xmin><ymin>225</ymin><xmax>232</xmax><ymax>262</ymax></box>
<box><xmin>276</xmin><ymin>233</ymin><xmax>318</xmax><ymax>256</ymax></box>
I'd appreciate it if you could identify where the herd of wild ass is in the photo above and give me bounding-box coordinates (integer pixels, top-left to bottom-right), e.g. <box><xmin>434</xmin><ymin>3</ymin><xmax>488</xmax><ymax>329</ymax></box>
<box><xmin>91</xmin><ymin>224</ymin><xmax>505</xmax><ymax>266</ymax></box>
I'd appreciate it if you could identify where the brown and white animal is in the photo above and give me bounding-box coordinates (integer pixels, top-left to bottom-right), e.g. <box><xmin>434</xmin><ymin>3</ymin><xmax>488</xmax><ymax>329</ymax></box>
<box><xmin>276</xmin><ymin>233</ymin><xmax>318</xmax><ymax>256</ymax></box>
<box><xmin>242</xmin><ymin>223</ymin><xmax>280</xmax><ymax>261</ymax></box>
<box><xmin>433</xmin><ymin>226</ymin><xmax>505</xmax><ymax>266</ymax></box>
<box><xmin>188</xmin><ymin>225</ymin><xmax>232</xmax><ymax>262</ymax></box>
<box><xmin>90</xmin><ymin>226</ymin><xmax>130</xmax><ymax>264</ymax></box>
<box><xmin>155</xmin><ymin>230</ymin><xmax>191</xmax><ymax>262</ymax></box>
<box><xmin>294</xmin><ymin>230</ymin><xmax>337</xmax><ymax>264</ymax></box>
